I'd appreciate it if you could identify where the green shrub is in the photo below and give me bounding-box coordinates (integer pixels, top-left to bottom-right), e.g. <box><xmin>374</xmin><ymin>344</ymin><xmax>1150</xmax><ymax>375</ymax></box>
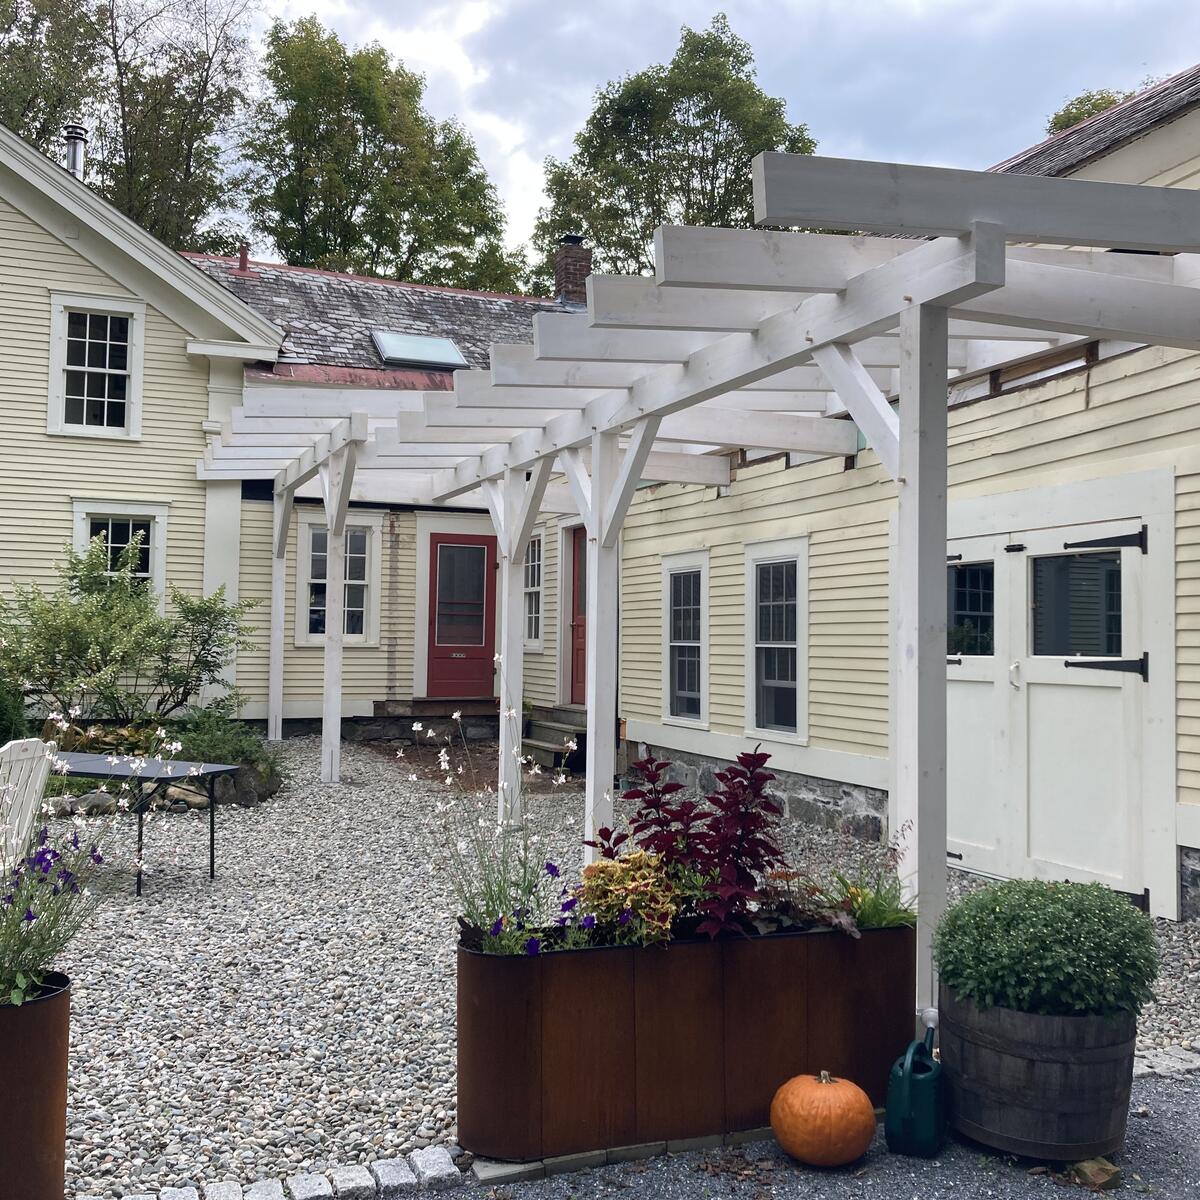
<box><xmin>171</xmin><ymin>706</ymin><xmax>282</xmax><ymax>778</ymax></box>
<box><xmin>0</xmin><ymin>677</ymin><xmax>27</xmax><ymax>744</ymax></box>
<box><xmin>934</xmin><ymin>879</ymin><xmax>1158</xmax><ymax>1017</ymax></box>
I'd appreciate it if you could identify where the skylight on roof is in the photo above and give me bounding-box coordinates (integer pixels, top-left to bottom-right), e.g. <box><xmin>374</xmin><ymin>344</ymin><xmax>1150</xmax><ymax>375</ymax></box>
<box><xmin>371</xmin><ymin>330</ymin><xmax>467</xmax><ymax>369</ymax></box>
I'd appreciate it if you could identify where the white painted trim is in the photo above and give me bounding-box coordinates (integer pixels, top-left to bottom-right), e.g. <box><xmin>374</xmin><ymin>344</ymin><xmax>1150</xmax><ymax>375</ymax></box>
<box><xmin>946</xmin><ymin>468</ymin><xmax>1177</xmax><ymax>919</ymax></box>
<box><xmin>1177</xmin><ymin>803</ymin><xmax>1200</xmax><ymax>851</ymax></box>
<box><xmin>71</xmin><ymin>496</ymin><xmax>168</xmax><ymax>599</ymax></box>
<box><xmin>523</xmin><ymin>526</ymin><xmax>546</xmax><ymax>653</ymax></box>
<box><xmin>413</xmin><ymin>511</ymin><xmax>497</xmax><ymax>699</ymax></box>
<box><xmin>661</xmin><ymin>549</ymin><xmax>710</xmax><ymax>729</ymax></box>
<box><xmin>625</xmin><ymin>718</ymin><xmax>888</xmax><ymax>791</ymax></box>
<box><xmin>293</xmin><ymin>507</ymin><xmax>384</xmax><ymax>649</ymax></box>
<box><xmin>743</xmin><ymin>535</ymin><xmax>810</xmax><ymax>745</ymax></box>
<box><xmin>48</xmin><ymin>292</ymin><xmax>146</xmax><ymax>440</ymax></box>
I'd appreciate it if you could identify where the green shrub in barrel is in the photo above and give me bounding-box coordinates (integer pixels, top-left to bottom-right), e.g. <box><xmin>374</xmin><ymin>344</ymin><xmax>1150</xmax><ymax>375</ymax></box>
<box><xmin>933</xmin><ymin>879</ymin><xmax>1158</xmax><ymax>1161</ymax></box>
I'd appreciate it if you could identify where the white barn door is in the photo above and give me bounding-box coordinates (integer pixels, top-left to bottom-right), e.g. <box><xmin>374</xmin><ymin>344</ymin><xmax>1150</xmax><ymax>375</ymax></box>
<box><xmin>947</xmin><ymin>518</ymin><xmax>1148</xmax><ymax>896</ymax></box>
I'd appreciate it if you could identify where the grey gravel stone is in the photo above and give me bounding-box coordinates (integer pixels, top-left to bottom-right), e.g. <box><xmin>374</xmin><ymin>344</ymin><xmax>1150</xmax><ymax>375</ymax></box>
<box><xmin>161</xmin><ymin>1189</ymin><xmax>201</xmax><ymax>1200</ymax></box>
<box><xmin>371</xmin><ymin>1158</ymin><xmax>418</xmax><ymax>1196</ymax></box>
<box><xmin>244</xmin><ymin>1182</ymin><xmax>286</xmax><ymax>1200</ymax></box>
<box><xmin>287</xmin><ymin>1173</ymin><xmax>333</xmax><ymax>1200</ymax></box>
<box><xmin>203</xmin><ymin>1184</ymin><xmax>244</xmax><ymax>1200</ymax></box>
<box><xmin>330</xmin><ymin>1164</ymin><xmax>375</xmax><ymax>1198</ymax></box>
<box><xmin>407</xmin><ymin>1146</ymin><xmax>460</xmax><ymax>1190</ymax></box>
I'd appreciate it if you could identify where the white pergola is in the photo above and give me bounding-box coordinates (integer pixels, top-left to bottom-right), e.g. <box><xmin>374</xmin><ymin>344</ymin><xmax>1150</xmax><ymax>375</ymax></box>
<box><xmin>199</xmin><ymin>155</ymin><xmax>1200</xmax><ymax>1006</ymax></box>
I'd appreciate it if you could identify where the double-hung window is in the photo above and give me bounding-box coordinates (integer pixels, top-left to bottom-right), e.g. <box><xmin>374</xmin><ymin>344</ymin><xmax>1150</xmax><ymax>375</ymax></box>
<box><xmin>745</xmin><ymin>538</ymin><xmax>808</xmax><ymax>741</ymax></box>
<box><xmin>523</xmin><ymin>533</ymin><xmax>543</xmax><ymax>649</ymax></box>
<box><xmin>71</xmin><ymin>499</ymin><xmax>168</xmax><ymax>596</ymax></box>
<box><xmin>662</xmin><ymin>551</ymin><xmax>708</xmax><ymax>724</ymax></box>
<box><xmin>49</xmin><ymin>294</ymin><xmax>145</xmax><ymax>438</ymax></box>
<box><xmin>295</xmin><ymin>511</ymin><xmax>382</xmax><ymax>646</ymax></box>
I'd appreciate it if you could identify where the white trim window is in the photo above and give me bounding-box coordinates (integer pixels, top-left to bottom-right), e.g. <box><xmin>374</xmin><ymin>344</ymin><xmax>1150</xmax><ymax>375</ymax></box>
<box><xmin>523</xmin><ymin>531</ymin><xmax>544</xmax><ymax>650</ymax></box>
<box><xmin>662</xmin><ymin>550</ymin><xmax>708</xmax><ymax>725</ymax></box>
<box><xmin>745</xmin><ymin>537</ymin><xmax>809</xmax><ymax>742</ymax></box>
<box><xmin>48</xmin><ymin>293</ymin><xmax>146</xmax><ymax>439</ymax></box>
<box><xmin>71</xmin><ymin>498</ymin><xmax>169</xmax><ymax>595</ymax></box>
<box><xmin>294</xmin><ymin>510</ymin><xmax>383</xmax><ymax>647</ymax></box>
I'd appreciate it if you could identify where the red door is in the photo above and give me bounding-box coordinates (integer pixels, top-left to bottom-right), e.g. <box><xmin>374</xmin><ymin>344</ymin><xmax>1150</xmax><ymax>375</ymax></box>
<box><xmin>427</xmin><ymin>533</ymin><xmax>497</xmax><ymax>698</ymax></box>
<box><xmin>570</xmin><ymin>525</ymin><xmax>587</xmax><ymax>705</ymax></box>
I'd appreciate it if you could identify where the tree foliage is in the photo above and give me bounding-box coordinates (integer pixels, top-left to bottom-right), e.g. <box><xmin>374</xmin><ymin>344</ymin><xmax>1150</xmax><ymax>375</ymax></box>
<box><xmin>531</xmin><ymin>14</ymin><xmax>814</xmax><ymax>288</ymax></box>
<box><xmin>0</xmin><ymin>535</ymin><xmax>256</xmax><ymax>725</ymax></box>
<box><xmin>243</xmin><ymin>17</ymin><xmax>524</xmax><ymax>291</ymax></box>
<box><xmin>1046</xmin><ymin>87</ymin><xmax>1132</xmax><ymax>135</ymax></box>
<box><xmin>0</xmin><ymin>0</ymin><xmax>105</xmax><ymax>151</ymax></box>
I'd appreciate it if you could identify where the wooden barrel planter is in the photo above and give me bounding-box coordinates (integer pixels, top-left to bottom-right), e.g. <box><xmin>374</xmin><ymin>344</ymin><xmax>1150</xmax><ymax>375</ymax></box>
<box><xmin>0</xmin><ymin>971</ymin><xmax>70</xmax><ymax>1200</ymax></box>
<box><xmin>938</xmin><ymin>984</ymin><xmax>1136</xmax><ymax>1160</ymax></box>
<box><xmin>458</xmin><ymin>925</ymin><xmax>915</xmax><ymax>1162</ymax></box>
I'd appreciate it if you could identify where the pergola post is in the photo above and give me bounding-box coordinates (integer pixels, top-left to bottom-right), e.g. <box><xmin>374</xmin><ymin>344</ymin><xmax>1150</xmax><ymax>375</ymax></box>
<box><xmin>894</xmin><ymin>302</ymin><xmax>950</xmax><ymax>1012</ymax></box>
<box><xmin>319</xmin><ymin>446</ymin><xmax>356</xmax><ymax>784</ymax></box>
<box><xmin>267</xmin><ymin>492</ymin><xmax>288</xmax><ymax>742</ymax></box>
<box><xmin>485</xmin><ymin>462</ymin><xmax>554</xmax><ymax>826</ymax></box>
<box><xmin>583</xmin><ymin>429</ymin><xmax>621</xmax><ymax>858</ymax></box>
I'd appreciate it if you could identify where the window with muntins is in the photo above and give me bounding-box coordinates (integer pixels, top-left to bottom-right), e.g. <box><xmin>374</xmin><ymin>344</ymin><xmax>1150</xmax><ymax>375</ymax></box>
<box><xmin>65</xmin><ymin>311</ymin><xmax>131</xmax><ymax>430</ymax></box>
<box><xmin>668</xmin><ymin>568</ymin><xmax>702</xmax><ymax>719</ymax></box>
<box><xmin>89</xmin><ymin>516</ymin><xmax>152</xmax><ymax>578</ymax></box>
<box><xmin>754</xmin><ymin>559</ymin><xmax>798</xmax><ymax>732</ymax></box>
<box><xmin>947</xmin><ymin>562</ymin><xmax>994</xmax><ymax>656</ymax></box>
<box><xmin>523</xmin><ymin>535</ymin><xmax>543</xmax><ymax>645</ymax></box>
<box><xmin>308</xmin><ymin>526</ymin><xmax>370</xmax><ymax>636</ymax></box>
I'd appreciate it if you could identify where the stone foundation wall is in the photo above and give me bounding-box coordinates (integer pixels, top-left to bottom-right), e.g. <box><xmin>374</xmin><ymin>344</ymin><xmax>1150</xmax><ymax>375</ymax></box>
<box><xmin>1181</xmin><ymin>847</ymin><xmax>1200</xmax><ymax>921</ymax></box>
<box><xmin>622</xmin><ymin>741</ymin><xmax>890</xmax><ymax>843</ymax></box>
<box><xmin>246</xmin><ymin>716</ymin><xmax>499</xmax><ymax>743</ymax></box>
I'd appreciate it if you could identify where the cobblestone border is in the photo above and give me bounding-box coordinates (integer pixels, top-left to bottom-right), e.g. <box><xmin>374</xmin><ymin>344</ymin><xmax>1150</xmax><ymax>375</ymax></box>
<box><xmin>77</xmin><ymin>1146</ymin><xmax>462</xmax><ymax>1200</ymax></box>
<box><xmin>1134</xmin><ymin>1046</ymin><xmax>1200</xmax><ymax>1078</ymax></box>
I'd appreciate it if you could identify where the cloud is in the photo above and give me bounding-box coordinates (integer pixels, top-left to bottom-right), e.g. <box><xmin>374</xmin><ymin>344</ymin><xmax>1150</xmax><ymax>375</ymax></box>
<box><xmin>262</xmin><ymin>0</ymin><xmax>1200</xmax><ymax>251</ymax></box>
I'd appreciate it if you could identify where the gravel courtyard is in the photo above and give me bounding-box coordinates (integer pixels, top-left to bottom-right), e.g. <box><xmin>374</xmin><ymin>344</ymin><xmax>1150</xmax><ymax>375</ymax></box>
<box><xmin>59</xmin><ymin>736</ymin><xmax>1200</xmax><ymax>1197</ymax></box>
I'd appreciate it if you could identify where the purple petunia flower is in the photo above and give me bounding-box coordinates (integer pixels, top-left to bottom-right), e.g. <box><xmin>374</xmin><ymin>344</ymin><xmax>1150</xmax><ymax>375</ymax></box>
<box><xmin>618</xmin><ymin>908</ymin><xmax>633</xmax><ymax>926</ymax></box>
<box><xmin>560</xmin><ymin>897</ymin><xmax>578</xmax><ymax>913</ymax></box>
<box><xmin>581</xmin><ymin>914</ymin><xmax>596</xmax><ymax>931</ymax></box>
<box><xmin>489</xmin><ymin>917</ymin><xmax>504</xmax><ymax>937</ymax></box>
<box><xmin>524</xmin><ymin>937</ymin><xmax>541</xmax><ymax>956</ymax></box>
<box><xmin>544</xmin><ymin>861</ymin><xmax>561</xmax><ymax>878</ymax></box>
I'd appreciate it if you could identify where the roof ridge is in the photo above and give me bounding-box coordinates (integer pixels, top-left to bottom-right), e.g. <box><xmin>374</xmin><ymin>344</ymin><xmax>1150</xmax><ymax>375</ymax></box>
<box><xmin>991</xmin><ymin>61</ymin><xmax>1200</xmax><ymax>176</ymax></box>
<box><xmin>180</xmin><ymin>251</ymin><xmax>557</xmax><ymax>307</ymax></box>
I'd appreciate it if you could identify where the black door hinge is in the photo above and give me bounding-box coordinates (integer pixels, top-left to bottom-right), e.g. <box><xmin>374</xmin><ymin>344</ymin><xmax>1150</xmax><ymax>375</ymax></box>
<box><xmin>947</xmin><ymin>850</ymin><xmax>964</xmax><ymax>861</ymax></box>
<box><xmin>946</xmin><ymin>553</ymin><xmax>963</xmax><ymax>562</ymax></box>
<box><xmin>1063</xmin><ymin>524</ymin><xmax>1147</xmax><ymax>554</ymax></box>
<box><xmin>1063</xmin><ymin>652</ymin><xmax>1149</xmax><ymax>682</ymax></box>
<box><xmin>1004</xmin><ymin>543</ymin><xmax>1025</xmax><ymax>553</ymax></box>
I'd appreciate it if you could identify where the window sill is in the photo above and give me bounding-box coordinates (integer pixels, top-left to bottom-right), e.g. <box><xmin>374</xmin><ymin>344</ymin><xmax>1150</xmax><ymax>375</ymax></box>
<box><xmin>662</xmin><ymin>714</ymin><xmax>709</xmax><ymax>731</ymax></box>
<box><xmin>524</xmin><ymin>641</ymin><xmax>545</xmax><ymax>654</ymax></box>
<box><xmin>293</xmin><ymin>635</ymin><xmax>380</xmax><ymax>650</ymax></box>
<box><xmin>743</xmin><ymin>726</ymin><xmax>810</xmax><ymax>748</ymax></box>
<box><xmin>49</xmin><ymin>424</ymin><xmax>140</xmax><ymax>442</ymax></box>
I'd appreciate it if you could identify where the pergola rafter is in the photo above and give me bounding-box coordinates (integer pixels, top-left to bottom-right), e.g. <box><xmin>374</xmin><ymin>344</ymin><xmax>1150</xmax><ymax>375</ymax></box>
<box><xmin>196</xmin><ymin>153</ymin><xmax>1200</xmax><ymax>1007</ymax></box>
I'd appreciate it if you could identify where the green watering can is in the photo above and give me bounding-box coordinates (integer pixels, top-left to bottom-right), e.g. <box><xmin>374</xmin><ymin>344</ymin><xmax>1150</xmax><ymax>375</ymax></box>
<box><xmin>884</xmin><ymin>1024</ymin><xmax>945</xmax><ymax>1157</ymax></box>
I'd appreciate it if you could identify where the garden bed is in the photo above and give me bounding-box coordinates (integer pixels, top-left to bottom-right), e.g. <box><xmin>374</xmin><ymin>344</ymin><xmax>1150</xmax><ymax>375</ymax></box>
<box><xmin>457</xmin><ymin>924</ymin><xmax>915</xmax><ymax>1162</ymax></box>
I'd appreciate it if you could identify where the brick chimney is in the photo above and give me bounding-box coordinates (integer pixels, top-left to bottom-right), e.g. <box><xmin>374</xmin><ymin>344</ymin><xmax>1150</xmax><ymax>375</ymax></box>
<box><xmin>554</xmin><ymin>234</ymin><xmax>591</xmax><ymax>306</ymax></box>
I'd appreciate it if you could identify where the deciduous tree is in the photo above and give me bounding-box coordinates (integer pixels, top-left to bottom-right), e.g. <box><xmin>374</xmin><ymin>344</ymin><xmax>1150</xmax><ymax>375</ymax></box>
<box><xmin>531</xmin><ymin>14</ymin><xmax>814</xmax><ymax>289</ymax></box>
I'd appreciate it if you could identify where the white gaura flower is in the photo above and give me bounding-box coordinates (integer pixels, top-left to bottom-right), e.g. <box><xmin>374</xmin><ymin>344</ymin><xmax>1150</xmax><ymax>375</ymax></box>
<box><xmin>408</xmin><ymin>773</ymin><xmax>418</xmax><ymax>782</ymax></box>
<box><xmin>451</xmin><ymin>710</ymin><xmax>462</xmax><ymax>721</ymax></box>
<box><xmin>425</xmin><ymin>727</ymin><xmax>436</xmax><ymax>739</ymax></box>
<box><xmin>395</xmin><ymin>748</ymin><xmax>406</xmax><ymax>759</ymax></box>
<box><xmin>445</xmin><ymin>776</ymin><xmax>454</xmax><ymax>785</ymax></box>
<box><xmin>412</xmin><ymin>721</ymin><xmax>423</xmax><ymax>732</ymax></box>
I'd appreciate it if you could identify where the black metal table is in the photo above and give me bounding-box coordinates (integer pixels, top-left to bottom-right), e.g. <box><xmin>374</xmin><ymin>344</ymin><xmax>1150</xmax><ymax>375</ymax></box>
<box><xmin>55</xmin><ymin>753</ymin><xmax>238</xmax><ymax>895</ymax></box>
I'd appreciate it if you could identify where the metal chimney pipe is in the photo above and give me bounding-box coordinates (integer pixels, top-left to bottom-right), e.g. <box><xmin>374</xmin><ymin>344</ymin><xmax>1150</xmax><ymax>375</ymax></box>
<box><xmin>63</xmin><ymin>123</ymin><xmax>87</xmax><ymax>181</ymax></box>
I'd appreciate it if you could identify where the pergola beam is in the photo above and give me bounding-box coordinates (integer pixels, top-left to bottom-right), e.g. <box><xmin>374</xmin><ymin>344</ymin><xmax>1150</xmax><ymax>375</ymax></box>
<box><xmin>753</xmin><ymin>153</ymin><xmax>1200</xmax><ymax>250</ymax></box>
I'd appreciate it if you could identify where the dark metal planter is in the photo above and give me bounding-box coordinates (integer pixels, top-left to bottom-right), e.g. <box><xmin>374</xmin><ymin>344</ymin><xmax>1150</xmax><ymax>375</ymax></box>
<box><xmin>939</xmin><ymin>984</ymin><xmax>1137</xmax><ymax>1161</ymax></box>
<box><xmin>457</xmin><ymin>926</ymin><xmax>915</xmax><ymax>1162</ymax></box>
<box><xmin>0</xmin><ymin>971</ymin><xmax>70</xmax><ymax>1200</ymax></box>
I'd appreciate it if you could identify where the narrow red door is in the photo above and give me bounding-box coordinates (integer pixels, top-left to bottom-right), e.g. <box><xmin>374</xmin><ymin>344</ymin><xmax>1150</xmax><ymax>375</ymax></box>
<box><xmin>427</xmin><ymin>533</ymin><xmax>497</xmax><ymax>698</ymax></box>
<box><xmin>570</xmin><ymin>525</ymin><xmax>587</xmax><ymax>705</ymax></box>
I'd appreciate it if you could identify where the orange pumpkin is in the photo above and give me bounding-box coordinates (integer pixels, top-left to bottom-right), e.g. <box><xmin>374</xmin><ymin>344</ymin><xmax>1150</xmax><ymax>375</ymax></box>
<box><xmin>770</xmin><ymin>1070</ymin><xmax>877</xmax><ymax>1166</ymax></box>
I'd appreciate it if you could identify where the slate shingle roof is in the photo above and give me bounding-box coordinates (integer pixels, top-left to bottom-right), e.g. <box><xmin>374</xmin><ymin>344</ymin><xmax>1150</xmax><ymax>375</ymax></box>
<box><xmin>992</xmin><ymin>63</ymin><xmax>1200</xmax><ymax>178</ymax></box>
<box><xmin>183</xmin><ymin>254</ymin><xmax>564</xmax><ymax>370</ymax></box>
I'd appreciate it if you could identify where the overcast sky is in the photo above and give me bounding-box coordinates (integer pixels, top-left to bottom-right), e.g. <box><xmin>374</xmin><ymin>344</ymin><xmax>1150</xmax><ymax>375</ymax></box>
<box><xmin>263</xmin><ymin>0</ymin><xmax>1200</xmax><ymax>250</ymax></box>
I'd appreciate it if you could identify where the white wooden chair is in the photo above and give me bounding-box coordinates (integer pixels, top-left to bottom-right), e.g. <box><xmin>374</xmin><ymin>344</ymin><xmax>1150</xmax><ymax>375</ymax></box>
<box><xmin>0</xmin><ymin>738</ymin><xmax>53</xmax><ymax>865</ymax></box>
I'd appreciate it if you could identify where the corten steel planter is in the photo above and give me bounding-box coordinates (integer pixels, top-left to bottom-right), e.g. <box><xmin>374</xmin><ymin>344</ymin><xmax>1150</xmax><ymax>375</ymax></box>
<box><xmin>457</xmin><ymin>926</ymin><xmax>915</xmax><ymax>1161</ymax></box>
<box><xmin>0</xmin><ymin>971</ymin><xmax>70</xmax><ymax>1200</ymax></box>
<box><xmin>939</xmin><ymin>984</ymin><xmax>1137</xmax><ymax>1160</ymax></box>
